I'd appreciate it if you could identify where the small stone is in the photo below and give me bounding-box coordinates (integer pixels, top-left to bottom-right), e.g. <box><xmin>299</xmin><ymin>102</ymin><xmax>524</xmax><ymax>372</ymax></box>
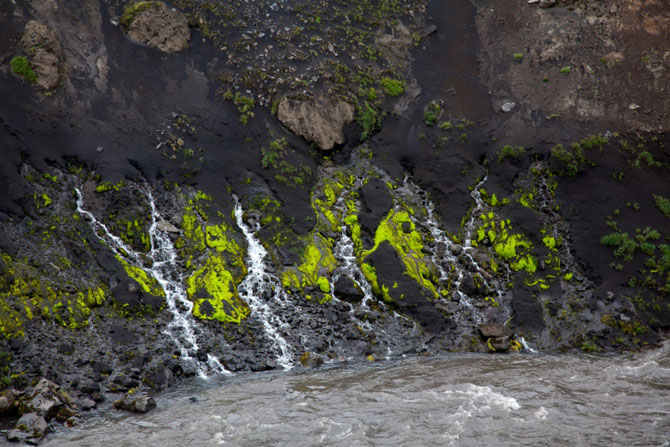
<box><xmin>80</xmin><ymin>398</ymin><xmax>96</xmax><ymax>411</ymax></box>
<box><xmin>539</xmin><ymin>0</ymin><xmax>556</xmax><ymax>8</ymax></box>
<box><xmin>501</xmin><ymin>101</ymin><xmax>516</xmax><ymax>113</ymax></box>
<box><xmin>628</xmin><ymin>103</ymin><xmax>640</xmax><ymax>110</ymax></box>
<box><xmin>527</xmin><ymin>0</ymin><xmax>539</xmax><ymax>3</ymax></box>
<box><xmin>156</xmin><ymin>220</ymin><xmax>180</xmax><ymax>233</ymax></box>
<box><xmin>96</xmin><ymin>145</ymin><xmax>104</xmax><ymax>152</ymax></box>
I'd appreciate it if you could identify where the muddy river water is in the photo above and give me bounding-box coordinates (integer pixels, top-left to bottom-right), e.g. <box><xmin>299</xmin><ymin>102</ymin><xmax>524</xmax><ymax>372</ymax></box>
<box><xmin>40</xmin><ymin>343</ymin><xmax>669</xmax><ymax>447</ymax></box>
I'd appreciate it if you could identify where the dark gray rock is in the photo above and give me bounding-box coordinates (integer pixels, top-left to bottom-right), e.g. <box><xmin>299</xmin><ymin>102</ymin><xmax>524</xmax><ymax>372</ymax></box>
<box><xmin>113</xmin><ymin>395</ymin><xmax>156</xmax><ymax>413</ymax></box>
<box><xmin>333</xmin><ymin>276</ymin><xmax>364</xmax><ymax>302</ymax></box>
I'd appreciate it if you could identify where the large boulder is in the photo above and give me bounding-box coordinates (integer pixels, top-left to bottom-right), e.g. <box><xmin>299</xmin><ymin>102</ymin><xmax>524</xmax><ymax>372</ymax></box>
<box><xmin>277</xmin><ymin>96</ymin><xmax>355</xmax><ymax>151</ymax></box>
<box><xmin>120</xmin><ymin>2</ymin><xmax>190</xmax><ymax>53</ymax></box>
<box><xmin>18</xmin><ymin>20</ymin><xmax>63</xmax><ymax>90</ymax></box>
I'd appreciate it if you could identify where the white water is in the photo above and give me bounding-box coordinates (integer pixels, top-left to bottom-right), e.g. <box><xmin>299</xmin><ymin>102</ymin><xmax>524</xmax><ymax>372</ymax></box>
<box><xmin>233</xmin><ymin>196</ymin><xmax>294</xmax><ymax>370</ymax></box>
<box><xmin>75</xmin><ymin>187</ymin><xmax>227</xmax><ymax>378</ymax></box>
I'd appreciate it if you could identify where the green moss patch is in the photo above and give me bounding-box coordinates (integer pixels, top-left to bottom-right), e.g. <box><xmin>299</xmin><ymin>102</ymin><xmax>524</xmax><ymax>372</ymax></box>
<box><xmin>10</xmin><ymin>56</ymin><xmax>37</xmax><ymax>84</ymax></box>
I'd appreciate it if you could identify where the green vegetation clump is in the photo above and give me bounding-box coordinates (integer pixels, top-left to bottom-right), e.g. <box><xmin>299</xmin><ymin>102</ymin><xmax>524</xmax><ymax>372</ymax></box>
<box><xmin>379</xmin><ymin>77</ymin><xmax>405</xmax><ymax>96</ymax></box>
<box><xmin>497</xmin><ymin>145</ymin><xmax>525</xmax><ymax>162</ymax></box>
<box><xmin>653</xmin><ymin>194</ymin><xmax>670</xmax><ymax>218</ymax></box>
<box><xmin>513</xmin><ymin>53</ymin><xmax>524</xmax><ymax>61</ymax></box>
<box><xmin>10</xmin><ymin>57</ymin><xmax>37</xmax><ymax>84</ymax></box>
<box><xmin>357</xmin><ymin>101</ymin><xmax>381</xmax><ymax>141</ymax></box>
<box><xmin>579</xmin><ymin>134</ymin><xmax>608</xmax><ymax>151</ymax></box>
<box><xmin>550</xmin><ymin>143</ymin><xmax>585</xmax><ymax>176</ymax></box>
<box><xmin>424</xmin><ymin>102</ymin><xmax>442</xmax><ymax>126</ymax></box>
<box><xmin>560</xmin><ymin>66</ymin><xmax>571</xmax><ymax>74</ymax></box>
<box><xmin>261</xmin><ymin>137</ymin><xmax>288</xmax><ymax>169</ymax></box>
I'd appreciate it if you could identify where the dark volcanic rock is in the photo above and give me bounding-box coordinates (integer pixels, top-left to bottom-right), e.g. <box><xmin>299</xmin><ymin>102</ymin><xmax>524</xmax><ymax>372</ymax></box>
<box><xmin>359</xmin><ymin>179</ymin><xmax>393</xmax><ymax>236</ymax></box>
<box><xmin>334</xmin><ymin>276</ymin><xmax>365</xmax><ymax>302</ymax></box>
<box><xmin>366</xmin><ymin>242</ymin><xmax>450</xmax><ymax>333</ymax></box>
<box><xmin>511</xmin><ymin>289</ymin><xmax>545</xmax><ymax>333</ymax></box>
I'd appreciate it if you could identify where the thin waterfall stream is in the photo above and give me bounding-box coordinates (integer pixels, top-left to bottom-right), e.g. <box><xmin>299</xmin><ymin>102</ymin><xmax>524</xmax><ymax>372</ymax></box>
<box><xmin>233</xmin><ymin>195</ymin><xmax>295</xmax><ymax>370</ymax></box>
<box><xmin>75</xmin><ymin>186</ymin><xmax>228</xmax><ymax>378</ymax></box>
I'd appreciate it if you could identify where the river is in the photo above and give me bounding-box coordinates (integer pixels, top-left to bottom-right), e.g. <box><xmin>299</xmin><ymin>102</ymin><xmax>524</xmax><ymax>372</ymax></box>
<box><xmin>39</xmin><ymin>343</ymin><xmax>669</xmax><ymax>447</ymax></box>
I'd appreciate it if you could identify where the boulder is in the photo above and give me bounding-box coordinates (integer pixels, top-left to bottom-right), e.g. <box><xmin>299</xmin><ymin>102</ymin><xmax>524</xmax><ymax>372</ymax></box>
<box><xmin>11</xmin><ymin>412</ymin><xmax>49</xmax><ymax>443</ymax></box>
<box><xmin>113</xmin><ymin>395</ymin><xmax>156</xmax><ymax>413</ymax></box>
<box><xmin>488</xmin><ymin>336</ymin><xmax>511</xmax><ymax>352</ymax></box>
<box><xmin>333</xmin><ymin>276</ymin><xmax>365</xmax><ymax>303</ymax></box>
<box><xmin>120</xmin><ymin>2</ymin><xmax>190</xmax><ymax>53</ymax></box>
<box><xmin>478</xmin><ymin>323</ymin><xmax>512</xmax><ymax>338</ymax></box>
<box><xmin>18</xmin><ymin>20</ymin><xmax>63</xmax><ymax>90</ymax></box>
<box><xmin>18</xmin><ymin>379</ymin><xmax>71</xmax><ymax>420</ymax></box>
<box><xmin>277</xmin><ymin>96</ymin><xmax>355</xmax><ymax>150</ymax></box>
<box><xmin>0</xmin><ymin>389</ymin><xmax>17</xmax><ymax>415</ymax></box>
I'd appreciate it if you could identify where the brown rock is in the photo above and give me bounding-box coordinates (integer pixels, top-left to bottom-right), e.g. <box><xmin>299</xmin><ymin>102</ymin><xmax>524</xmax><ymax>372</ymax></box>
<box><xmin>121</xmin><ymin>2</ymin><xmax>190</xmax><ymax>53</ymax></box>
<box><xmin>19</xmin><ymin>20</ymin><xmax>63</xmax><ymax>91</ymax></box>
<box><xmin>277</xmin><ymin>96</ymin><xmax>355</xmax><ymax>151</ymax></box>
<box><xmin>478</xmin><ymin>323</ymin><xmax>512</xmax><ymax>338</ymax></box>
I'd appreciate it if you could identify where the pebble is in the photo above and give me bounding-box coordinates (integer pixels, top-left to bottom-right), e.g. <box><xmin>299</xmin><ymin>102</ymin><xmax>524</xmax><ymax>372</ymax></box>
<box><xmin>501</xmin><ymin>101</ymin><xmax>516</xmax><ymax>112</ymax></box>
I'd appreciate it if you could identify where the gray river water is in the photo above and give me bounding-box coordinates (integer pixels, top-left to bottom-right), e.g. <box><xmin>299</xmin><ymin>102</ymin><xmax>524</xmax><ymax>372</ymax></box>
<box><xmin>40</xmin><ymin>343</ymin><xmax>669</xmax><ymax>447</ymax></box>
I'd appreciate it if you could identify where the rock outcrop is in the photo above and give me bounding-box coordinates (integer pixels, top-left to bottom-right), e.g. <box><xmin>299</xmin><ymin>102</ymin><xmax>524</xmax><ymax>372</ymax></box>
<box><xmin>16</xmin><ymin>20</ymin><xmax>63</xmax><ymax>90</ymax></box>
<box><xmin>120</xmin><ymin>2</ymin><xmax>190</xmax><ymax>53</ymax></box>
<box><xmin>277</xmin><ymin>96</ymin><xmax>355</xmax><ymax>151</ymax></box>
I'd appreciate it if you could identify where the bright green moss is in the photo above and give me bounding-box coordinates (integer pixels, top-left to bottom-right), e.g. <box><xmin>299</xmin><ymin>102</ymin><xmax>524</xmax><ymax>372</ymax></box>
<box><xmin>10</xmin><ymin>56</ymin><xmax>37</xmax><ymax>84</ymax></box>
<box><xmin>362</xmin><ymin>209</ymin><xmax>437</xmax><ymax>297</ymax></box>
<box><xmin>187</xmin><ymin>256</ymin><xmax>249</xmax><ymax>323</ymax></box>
<box><xmin>542</xmin><ymin>236</ymin><xmax>557</xmax><ymax>251</ymax></box>
<box><xmin>0</xmin><ymin>253</ymin><xmax>107</xmax><ymax>337</ymax></box>
<box><xmin>95</xmin><ymin>180</ymin><xmax>125</xmax><ymax>194</ymax></box>
<box><xmin>116</xmin><ymin>255</ymin><xmax>165</xmax><ymax>297</ymax></box>
<box><xmin>317</xmin><ymin>276</ymin><xmax>330</xmax><ymax>293</ymax></box>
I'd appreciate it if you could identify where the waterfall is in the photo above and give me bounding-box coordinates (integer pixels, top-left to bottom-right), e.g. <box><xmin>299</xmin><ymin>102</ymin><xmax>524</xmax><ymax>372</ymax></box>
<box><xmin>75</xmin><ymin>186</ymin><xmax>228</xmax><ymax>378</ymax></box>
<box><xmin>519</xmin><ymin>337</ymin><xmax>538</xmax><ymax>353</ymax></box>
<box><xmin>233</xmin><ymin>196</ymin><xmax>294</xmax><ymax>370</ymax></box>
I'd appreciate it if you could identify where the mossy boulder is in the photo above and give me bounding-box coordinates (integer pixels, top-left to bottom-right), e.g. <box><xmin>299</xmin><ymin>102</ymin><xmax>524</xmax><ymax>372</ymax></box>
<box><xmin>16</xmin><ymin>20</ymin><xmax>63</xmax><ymax>90</ymax></box>
<box><xmin>120</xmin><ymin>1</ymin><xmax>190</xmax><ymax>53</ymax></box>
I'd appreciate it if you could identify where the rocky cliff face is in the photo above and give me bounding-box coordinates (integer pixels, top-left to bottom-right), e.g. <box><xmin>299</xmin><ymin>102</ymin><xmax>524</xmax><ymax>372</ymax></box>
<box><xmin>0</xmin><ymin>0</ymin><xmax>668</xmax><ymax>441</ymax></box>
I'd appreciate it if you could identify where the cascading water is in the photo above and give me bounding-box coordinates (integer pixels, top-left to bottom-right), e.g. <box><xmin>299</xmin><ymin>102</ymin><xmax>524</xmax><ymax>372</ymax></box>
<box><xmin>233</xmin><ymin>195</ymin><xmax>294</xmax><ymax>370</ymax></box>
<box><xmin>75</xmin><ymin>186</ymin><xmax>228</xmax><ymax>378</ymax></box>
